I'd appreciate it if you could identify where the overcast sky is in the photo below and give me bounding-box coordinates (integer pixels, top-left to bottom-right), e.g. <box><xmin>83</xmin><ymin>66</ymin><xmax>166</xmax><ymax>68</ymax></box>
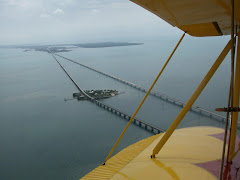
<box><xmin>0</xmin><ymin>0</ymin><xmax>185</xmax><ymax>45</ymax></box>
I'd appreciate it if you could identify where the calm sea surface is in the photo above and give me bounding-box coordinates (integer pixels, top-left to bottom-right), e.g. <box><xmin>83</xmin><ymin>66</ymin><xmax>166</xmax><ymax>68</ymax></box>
<box><xmin>0</xmin><ymin>37</ymin><xmax>239</xmax><ymax>179</ymax></box>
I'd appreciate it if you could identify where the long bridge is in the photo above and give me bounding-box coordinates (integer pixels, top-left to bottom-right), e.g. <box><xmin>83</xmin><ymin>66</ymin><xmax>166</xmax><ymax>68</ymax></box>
<box><xmin>51</xmin><ymin>53</ymin><xmax>164</xmax><ymax>134</ymax></box>
<box><xmin>54</xmin><ymin>53</ymin><xmax>228</xmax><ymax>124</ymax></box>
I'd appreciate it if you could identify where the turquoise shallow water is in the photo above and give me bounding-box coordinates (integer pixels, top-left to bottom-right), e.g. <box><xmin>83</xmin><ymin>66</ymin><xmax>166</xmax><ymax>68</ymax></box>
<box><xmin>0</xmin><ymin>37</ymin><xmax>239</xmax><ymax>179</ymax></box>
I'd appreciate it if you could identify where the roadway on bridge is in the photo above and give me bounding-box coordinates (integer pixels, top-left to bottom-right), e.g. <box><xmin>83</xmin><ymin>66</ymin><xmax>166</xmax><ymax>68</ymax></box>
<box><xmin>51</xmin><ymin>53</ymin><xmax>164</xmax><ymax>134</ymax></box>
<box><xmin>54</xmin><ymin>53</ymin><xmax>229</xmax><ymax>125</ymax></box>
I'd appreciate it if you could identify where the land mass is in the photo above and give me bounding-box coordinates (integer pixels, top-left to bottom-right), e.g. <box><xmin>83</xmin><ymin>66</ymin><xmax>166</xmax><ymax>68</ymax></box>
<box><xmin>3</xmin><ymin>42</ymin><xmax>144</xmax><ymax>53</ymax></box>
<box><xmin>74</xmin><ymin>42</ymin><xmax>143</xmax><ymax>48</ymax></box>
<box><xmin>73</xmin><ymin>89</ymin><xmax>120</xmax><ymax>100</ymax></box>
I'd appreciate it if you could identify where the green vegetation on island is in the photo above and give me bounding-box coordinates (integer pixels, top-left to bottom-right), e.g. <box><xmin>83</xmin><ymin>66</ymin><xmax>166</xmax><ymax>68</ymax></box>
<box><xmin>73</xmin><ymin>90</ymin><xmax>120</xmax><ymax>100</ymax></box>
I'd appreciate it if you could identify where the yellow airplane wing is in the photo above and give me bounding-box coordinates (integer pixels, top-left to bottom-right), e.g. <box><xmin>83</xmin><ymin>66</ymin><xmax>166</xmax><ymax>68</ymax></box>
<box><xmin>130</xmin><ymin>0</ymin><xmax>240</xmax><ymax>37</ymax></box>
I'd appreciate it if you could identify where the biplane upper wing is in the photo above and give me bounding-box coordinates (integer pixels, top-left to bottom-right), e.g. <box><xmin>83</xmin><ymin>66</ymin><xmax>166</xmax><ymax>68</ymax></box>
<box><xmin>130</xmin><ymin>0</ymin><xmax>240</xmax><ymax>37</ymax></box>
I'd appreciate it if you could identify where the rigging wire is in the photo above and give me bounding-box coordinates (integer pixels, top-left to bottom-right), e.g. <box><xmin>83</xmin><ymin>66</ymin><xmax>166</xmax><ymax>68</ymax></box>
<box><xmin>219</xmin><ymin>69</ymin><xmax>233</xmax><ymax>180</ymax></box>
<box><xmin>227</xmin><ymin>0</ymin><xmax>236</xmax><ymax>161</ymax></box>
<box><xmin>219</xmin><ymin>0</ymin><xmax>236</xmax><ymax>179</ymax></box>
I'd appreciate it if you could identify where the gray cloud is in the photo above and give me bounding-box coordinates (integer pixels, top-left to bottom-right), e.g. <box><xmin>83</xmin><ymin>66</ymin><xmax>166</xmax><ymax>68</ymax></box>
<box><xmin>40</xmin><ymin>13</ymin><xmax>50</xmax><ymax>18</ymax></box>
<box><xmin>0</xmin><ymin>0</ymin><xmax>181</xmax><ymax>45</ymax></box>
<box><xmin>52</xmin><ymin>8</ymin><xmax>64</xmax><ymax>15</ymax></box>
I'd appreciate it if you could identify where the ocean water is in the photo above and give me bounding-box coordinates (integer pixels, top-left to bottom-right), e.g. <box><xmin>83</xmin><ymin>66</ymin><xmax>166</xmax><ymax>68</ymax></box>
<box><xmin>0</xmin><ymin>36</ymin><xmax>239</xmax><ymax>180</ymax></box>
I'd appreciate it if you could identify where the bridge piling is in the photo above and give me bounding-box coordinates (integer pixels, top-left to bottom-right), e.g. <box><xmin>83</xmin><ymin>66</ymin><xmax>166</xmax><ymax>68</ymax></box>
<box><xmin>52</xmin><ymin>53</ymin><xmax>239</xmax><ymax>130</ymax></box>
<box><xmin>51</xmin><ymin>53</ymin><xmax>165</xmax><ymax>135</ymax></box>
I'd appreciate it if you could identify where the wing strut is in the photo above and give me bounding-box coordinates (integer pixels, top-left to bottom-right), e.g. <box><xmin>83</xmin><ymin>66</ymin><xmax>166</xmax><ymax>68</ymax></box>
<box><xmin>103</xmin><ymin>32</ymin><xmax>186</xmax><ymax>165</ymax></box>
<box><xmin>151</xmin><ymin>36</ymin><xmax>234</xmax><ymax>158</ymax></box>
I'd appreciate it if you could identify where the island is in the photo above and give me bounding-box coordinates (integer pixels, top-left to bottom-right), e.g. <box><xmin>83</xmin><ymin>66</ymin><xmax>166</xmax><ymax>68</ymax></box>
<box><xmin>10</xmin><ymin>42</ymin><xmax>144</xmax><ymax>53</ymax></box>
<box><xmin>73</xmin><ymin>89</ymin><xmax>119</xmax><ymax>100</ymax></box>
<box><xmin>74</xmin><ymin>42</ymin><xmax>143</xmax><ymax>48</ymax></box>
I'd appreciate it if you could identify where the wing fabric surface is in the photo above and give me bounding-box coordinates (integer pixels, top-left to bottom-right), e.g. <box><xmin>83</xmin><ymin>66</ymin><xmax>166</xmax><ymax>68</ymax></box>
<box><xmin>130</xmin><ymin>0</ymin><xmax>240</xmax><ymax>37</ymax></box>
